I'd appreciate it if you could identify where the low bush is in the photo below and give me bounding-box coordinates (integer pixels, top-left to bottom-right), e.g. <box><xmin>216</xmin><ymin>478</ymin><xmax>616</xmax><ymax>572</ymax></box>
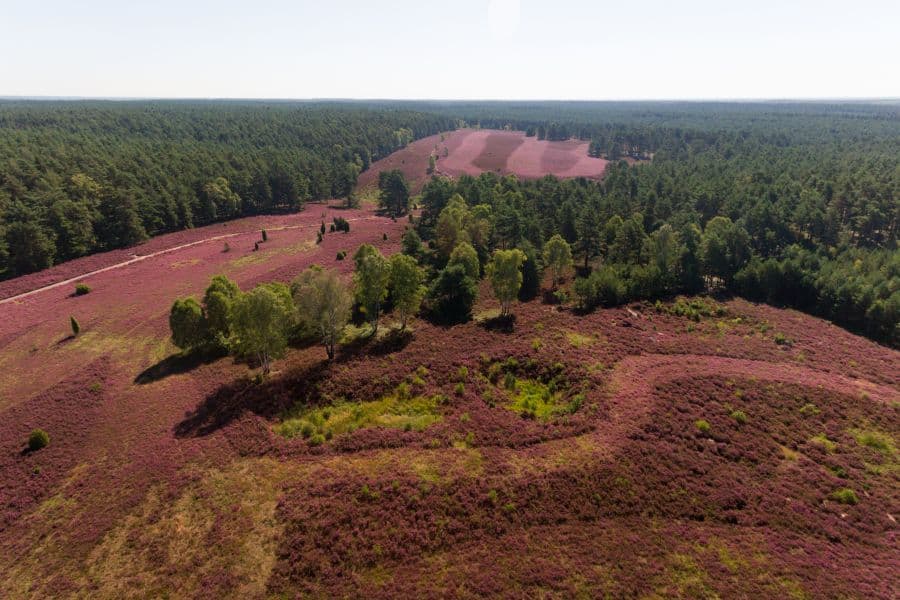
<box><xmin>28</xmin><ymin>429</ymin><xmax>49</xmax><ymax>451</ymax></box>
<box><xmin>574</xmin><ymin>266</ymin><xmax>625</xmax><ymax>311</ymax></box>
<box><xmin>829</xmin><ymin>488</ymin><xmax>859</xmax><ymax>505</ymax></box>
<box><xmin>730</xmin><ymin>410</ymin><xmax>748</xmax><ymax>424</ymax></box>
<box><xmin>74</xmin><ymin>283</ymin><xmax>91</xmax><ymax>296</ymax></box>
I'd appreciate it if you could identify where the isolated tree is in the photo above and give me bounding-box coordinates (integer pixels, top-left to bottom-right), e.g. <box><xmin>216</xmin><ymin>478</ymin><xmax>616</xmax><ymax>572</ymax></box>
<box><xmin>427</xmin><ymin>264</ymin><xmax>477</xmax><ymax>324</ymax></box>
<box><xmin>378</xmin><ymin>169</ymin><xmax>410</xmax><ymax>216</ymax></box>
<box><xmin>294</xmin><ymin>266</ymin><xmax>353</xmax><ymax>360</ymax></box>
<box><xmin>70</xmin><ymin>315</ymin><xmax>80</xmax><ymax>337</ymax></box>
<box><xmin>543</xmin><ymin>234</ymin><xmax>573</xmax><ymax>286</ymax></box>
<box><xmin>230</xmin><ymin>284</ymin><xmax>293</xmax><ymax>374</ymax></box>
<box><xmin>169</xmin><ymin>297</ymin><xmax>205</xmax><ymax>350</ymax></box>
<box><xmin>448</xmin><ymin>242</ymin><xmax>480</xmax><ymax>279</ymax></box>
<box><xmin>203</xmin><ymin>275</ymin><xmax>241</xmax><ymax>347</ymax></box>
<box><xmin>388</xmin><ymin>254</ymin><xmax>426</xmax><ymax>330</ymax></box>
<box><xmin>486</xmin><ymin>248</ymin><xmax>527</xmax><ymax>318</ymax></box>
<box><xmin>353</xmin><ymin>244</ymin><xmax>391</xmax><ymax>334</ymax></box>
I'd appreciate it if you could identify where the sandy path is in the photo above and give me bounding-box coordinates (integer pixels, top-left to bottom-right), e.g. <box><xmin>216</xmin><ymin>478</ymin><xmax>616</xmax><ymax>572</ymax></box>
<box><xmin>0</xmin><ymin>216</ymin><xmax>380</xmax><ymax>306</ymax></box>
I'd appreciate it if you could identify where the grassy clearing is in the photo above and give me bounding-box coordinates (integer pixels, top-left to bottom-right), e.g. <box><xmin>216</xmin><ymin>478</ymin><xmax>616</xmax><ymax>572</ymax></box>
<box><xmin>506</xmin><ymin>378</ymin><xmax>571</xmax><ymax>421</ymax></box>
<box><xmin>81</xmin><ymin>458</ymin><xmax>292</xmax><ymax>598</ymax></box>
<box><xmin>276</xmin><ymin>385</ymin><xmax>444</xmax><ymax>440</ymax></box>
<box><xmin>565</xmin><ymin>330</ymin><xmax>596</xmax><ymax>348</ymax></box>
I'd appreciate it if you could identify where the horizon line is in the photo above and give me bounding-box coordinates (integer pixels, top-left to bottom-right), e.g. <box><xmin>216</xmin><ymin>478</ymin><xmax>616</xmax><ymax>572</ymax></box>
<box><xmin>1</xmin><ymin>95</ymin><xmax>899</xmax><ymax>104</ymax></box>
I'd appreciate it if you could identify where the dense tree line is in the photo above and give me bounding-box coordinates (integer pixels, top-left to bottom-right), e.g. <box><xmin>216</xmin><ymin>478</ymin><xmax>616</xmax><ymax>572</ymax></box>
<box><xmin>415</xmin><ymin>160</ymin><xmax>897</xmax><ymax>345</ymax></box>
<box><xmin>0</xmin><ymin>101</ymin><xmax>453</xmax><ymax>278</ymax></box>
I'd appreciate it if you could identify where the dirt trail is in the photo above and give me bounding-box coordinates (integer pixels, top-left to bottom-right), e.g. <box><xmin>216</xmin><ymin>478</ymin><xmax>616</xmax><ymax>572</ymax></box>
<box><xmin>0</xmin><ymin>216</ymin><xmax>380</xmax><ymax>306</ymax></box>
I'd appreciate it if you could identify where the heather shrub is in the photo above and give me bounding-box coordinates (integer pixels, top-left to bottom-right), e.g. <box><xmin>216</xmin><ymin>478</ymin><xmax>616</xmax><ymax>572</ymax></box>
<box><xmin>74</xmin><ymin>283</ymin><xmax>91</xmax><ymax>296</ymax></box>
<box><xmin>28</xmin><ymin>428</ymin><xmax>49</xmax><ymax>451</ymax></box>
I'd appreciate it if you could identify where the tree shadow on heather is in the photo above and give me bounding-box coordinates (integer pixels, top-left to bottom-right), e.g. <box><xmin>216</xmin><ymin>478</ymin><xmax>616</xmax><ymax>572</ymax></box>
<box><xmin>478</xmin><ymin>314</ymin><xmax>516</xmax><ymax>333</ymax></box>
<box><xmin>135</xmin><ymin>348</ymin><xmax>226</xmax><ymax>385</ymax></box>
<box><xmin>174</xmin><ymin>359</ymin><xmax>333</xmax><ymax>438</ymax></box>
<box><xmin>339</xmin><ymin>327</ymin><xmax>414</xmax><ymax>359</ymax></box>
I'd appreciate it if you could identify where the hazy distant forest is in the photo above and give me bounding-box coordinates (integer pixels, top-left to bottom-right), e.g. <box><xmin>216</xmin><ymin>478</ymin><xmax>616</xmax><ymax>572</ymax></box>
<box><xmin>0</xmin><ymin>100</ymin><xmax>897</xmax><ymax>344</ymax></box>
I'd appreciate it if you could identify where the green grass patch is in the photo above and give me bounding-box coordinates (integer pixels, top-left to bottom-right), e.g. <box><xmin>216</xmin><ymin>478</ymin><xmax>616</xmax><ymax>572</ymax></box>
<box><xmin>850</xmin><ymin>428</ymin><xmax>895</xmax><ymax>456</ymax></box>
<box><xmin>829</xmin><ymin>487</ymin><xmax>859</xmax><ymax>505</ymax></box>
<box><xmin>565</xmin><ymin>331</ymin><xmax>595</xmax><ymax>348</ymax></box>
<box><xmin>276</xmin><ymin>387</ymin><xmax>443</xmax><ymax>440</ymax></box>
<box><xmin>506</xmin><ymin>378</ymin><xmax>566</xmax><ymax>421</ymax></box>
<box><xmin>810</xmin><ymin>433</ymin><xmax>837</xmax><ymax>453</ymax></box>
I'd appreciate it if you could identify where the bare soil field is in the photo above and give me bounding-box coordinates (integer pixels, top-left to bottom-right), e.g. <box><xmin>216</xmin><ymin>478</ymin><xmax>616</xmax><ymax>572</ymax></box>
<box><xmin>440</xmin><ymin>129</ymin><xmax>610</xmax><ymax>180</ymax></box>
<box><xmin>357</xmin><ymin>129</ymin><xmax>610</xmax><ymax>194</ymax></box>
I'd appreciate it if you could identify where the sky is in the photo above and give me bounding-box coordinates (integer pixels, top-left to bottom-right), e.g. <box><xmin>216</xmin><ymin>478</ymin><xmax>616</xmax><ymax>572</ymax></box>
<box><xmin>2</xmin><ymin>0</ymin><xmax>898</xmax><ymax>100</ymax></box>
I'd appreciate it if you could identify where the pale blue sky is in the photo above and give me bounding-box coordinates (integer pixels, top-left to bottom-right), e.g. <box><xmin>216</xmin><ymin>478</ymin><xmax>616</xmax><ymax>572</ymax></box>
<box><xmin>2</xmin><ymin>0</ymin><xmax>897</xmax><ymax>99</ymax></box>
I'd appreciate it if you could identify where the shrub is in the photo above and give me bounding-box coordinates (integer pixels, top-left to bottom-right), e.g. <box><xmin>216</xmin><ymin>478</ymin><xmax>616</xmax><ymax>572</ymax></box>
<box><xmin>336</xmin><ymin>250</ymin><xmax>347</xmax><ymax>260</ymax></box>
<box><xmin>330</xmin><ymin>224</ymin><xmax>336</xmax><ymax>233</ymax></box>
<box><xmin>222</xmin><ymin>242</ymin><xmax>230</xmax><ymax>253</ymax></box>
<box><xmin>829</xmin><ymin>488</ymin><xmax>859</xmax><ymax>505</ymax></box>
<box><xmin>574</xmin><ymin>266</ymin><xmax>625</xmax><ymax>311</ymax></box>
<box><xmin>730</xmin><ymin>410</ymin><xmax>748</xmax><ymax>424</ymax></box>
<box><xmin>695</xmin><ymin>419</ymin><xmax>711</xmax><ymax>433</ymax></box>
<box><xmin>74</xmin><ymin>283</ymin><xmax>91</xmax><ymax>296</ymax></box>
<box><xmin>70</xmin><ymin>315</ymin><xmax>80</xmax><ymax>336</ymax></box>
<box><xmin>309</xmin><ymin>433</ymin><xmax>325</xmax><ymax>446</ymax></box>
<box><xmin>383</xmin><ymin>233</ymin><xmax>388</xmax><ymax>241</ymax></box>
<box><xmin>28</xmin><ymin>428</ymin><xmax>49</xmax><ymax>451</ymax></box>
<box><xmin>503</xmin><ymin>371</ymin><xmax>517</xmax><ymax>390</ymax></box>
<box><xmin>454</xmin><ymin>382</ymin><xmax>465</xmax><ymax>396</ymax></box>
<box><xmin>774</xmin><ymin>332</ymin><xmax>791</xmax><ymax>346</ymax></box>
<box><xmin>261</xmin><ymin>229</ymin><xmax>268</xmax><ymax>242</ymax></box>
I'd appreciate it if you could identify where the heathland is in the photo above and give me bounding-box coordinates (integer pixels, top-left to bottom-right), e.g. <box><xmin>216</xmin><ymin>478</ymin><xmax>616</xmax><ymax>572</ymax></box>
<box><xmin>0</xmin><ymin>100</ymin><xmax>897</xmax><ymax>598</ymax></box>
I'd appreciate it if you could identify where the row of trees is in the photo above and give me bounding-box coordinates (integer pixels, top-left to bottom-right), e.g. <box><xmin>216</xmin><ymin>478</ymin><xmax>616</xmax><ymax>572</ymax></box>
<box><xmin>169</xmin><ymin>229</ymin><xmax>546</xmax><ymax>370</ymax></box>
